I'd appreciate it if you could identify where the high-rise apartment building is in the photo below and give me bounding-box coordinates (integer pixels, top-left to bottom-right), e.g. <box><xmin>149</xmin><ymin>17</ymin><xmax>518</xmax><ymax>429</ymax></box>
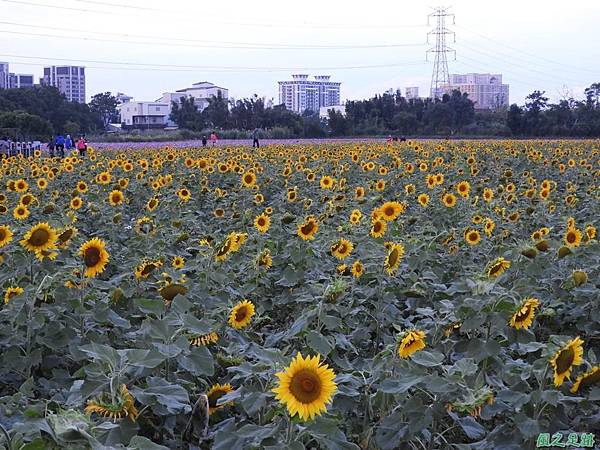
<box><xmin>9</xmin><ymin>73</ymin><xmax>34</xmax><ymax>88</ymax></box>
<box><xmin>442</xmin><ymin>73</ymin><xmax>509</xmax><ymax>110</ymax></box>
<box><xmin>0</xmin><ymin>62</ymin><xmax>10</xmax><ymax>89</ymax></box>
<box><xmin>278</xmin><ymin>74</ymin><xmax>341</xmax><ymax>114</ymax></box>
<box><xmin>42</xmin><ymin>66</ymin><xmax>86</xmax><ymax>103</ymax></box>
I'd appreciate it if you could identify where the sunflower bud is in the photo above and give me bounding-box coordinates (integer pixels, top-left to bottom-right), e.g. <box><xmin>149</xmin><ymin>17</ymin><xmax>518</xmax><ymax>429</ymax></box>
<box><xmin>43</xmin><ymin>204</ymin><xmax>55</xmax><ymax>214</ymax></box>
<box><xmin>520</xmin><ymin>247</ymin><xmax>538</xmax><ymax>259</ymax></box>
<box><xmin>175</xmin><ymin>233</ymin><xmax>189</xmax><ymax>244</ymax></box>
<box><xmin>535</xmin><ymin>239</ymin><xmax>549</xmax><ymax>252</ymax></box>
<box><xmin>557</xmin><ymin>246</ymin><xmax>572</xmax><ymax>259</ymax></box>
<box><xmin>112</xmin><ymin>213</ymin><xmax>122</xmax><ymax>224</ymax></box>
<box><xmin>572</xmin><ymin>271</ymin><xmax>588</xmax><ymax>286</ymax></box>
<box><xmin>111</xmin><ymin>288</ymin><xmax>124</xmax><ymax>303</ymax></box>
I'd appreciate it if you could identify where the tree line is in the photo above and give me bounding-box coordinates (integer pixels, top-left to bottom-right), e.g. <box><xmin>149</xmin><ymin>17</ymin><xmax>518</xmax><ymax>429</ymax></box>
<box><xmin>1</xmin><ymin>82</ymin><xmax>600</xmax><ymax>140</ymax></box>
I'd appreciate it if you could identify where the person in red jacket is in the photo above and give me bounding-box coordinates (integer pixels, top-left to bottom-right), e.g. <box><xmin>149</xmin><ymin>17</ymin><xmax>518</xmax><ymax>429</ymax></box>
<box><xmin>210</xmin><ymin>132</ymin><xmax>218</xmax><ymax>147</ymax></box>
<box><xmin>76</xmin><ymin>136</ymin><xmax>87</xmax><ymax>157</ymax></box>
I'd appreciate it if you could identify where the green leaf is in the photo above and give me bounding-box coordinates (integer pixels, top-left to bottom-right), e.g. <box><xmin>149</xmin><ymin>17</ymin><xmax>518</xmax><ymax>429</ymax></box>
<box><xmin>379</xmin><ymin>375</ymin><xmax>423</xmax><ymax>394</ymax></box>
<box><xmin>128</xmin><ymin>436</ymin><xmax>170</xmax><ymax>450</ymax></box>
<box><xmin>134</xmin><ymin>298</ymin><xmax>165</xmax><ymax>315</ymax></box>
<box><xmin>179</xmin><ymin>346</ymin><xmax>214</xmax><ymax>376</ymax></box>
<box><xmin>410</xmin><ymin>350</ymin><xmax>445</xmax><ymax>367</ymax></box>
<box><xmin>306</xmin><ymin>331</ymin><xmax>333</xmax><ymax>356</ymax></box>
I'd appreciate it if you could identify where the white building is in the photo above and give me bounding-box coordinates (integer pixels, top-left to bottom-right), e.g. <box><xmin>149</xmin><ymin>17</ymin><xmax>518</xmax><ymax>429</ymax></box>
<box><xmin>160</xmin><ymin>81</ymin><xmax>229</xmax><ymax>112</ymax></box>
<box><xmin>442</xmin><ymin>73</ymin><xmax>509</xmax><ymax>110</ymax></box>
<box><xmin>319</xmin><ymin>104</ymin><xmax>346</xmax><ymax>119</ymax></box>
<box><xmin>117</xmin><ymin>100</ymin><xmax>170</xmax><ymax>130</ymax></box>
<box><xmin>42</xmin><ymin>66</ymin><xmax>86</xmax><ymax>103</ymax></box>
<box><xmin>405</xmin><ymin>87</ymin><xmax>420</xmax><ymax>100</ymax></box>
<box><xmin>278</xmin><ymin>74</ymin><xmax>341</xmax><ymax>114</ymax></box>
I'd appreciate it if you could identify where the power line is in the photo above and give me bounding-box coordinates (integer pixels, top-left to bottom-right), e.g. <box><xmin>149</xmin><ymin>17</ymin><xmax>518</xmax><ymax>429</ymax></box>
<box><xmin>0</xmin><ymin>53</ymin><xmax>431</xmax><ymax>72</ymax></box>
<box><xmin>1</xmin><ymin>0</ymin><xmax>428</xmax><ymax>30</ymax></box>
<box><xmin>0</xmin><ymin>23</ymin><xmax>427</xmax><ymax>50</ymax></box>
<box><xmin>455</xmin><ymin>24</ymin><xmax>600</xmax><ymax>74</ymax></box>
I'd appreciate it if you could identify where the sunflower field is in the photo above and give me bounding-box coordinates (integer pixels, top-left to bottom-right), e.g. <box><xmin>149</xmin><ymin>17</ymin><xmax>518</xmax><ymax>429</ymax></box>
<box><xmin>0</xmin><ymin>140</ymin><xmax>599</xmax><ymax>450</ymax></box>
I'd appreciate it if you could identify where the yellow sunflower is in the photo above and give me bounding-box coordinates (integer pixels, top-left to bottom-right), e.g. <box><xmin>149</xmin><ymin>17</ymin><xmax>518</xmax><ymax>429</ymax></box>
<box><xmin>351</xmin><ymin>260</ymin><xmax>364</xmax><ymax>278</ymax></box>
<box><xmin>13</xmin><ymin>205</ymin><xmax>30</xmax><ymax>220</ymax></box>
<box><xmin>108</xmin><ymin>190</ymin><xmax>124</xmax><ymax>206</ymax></box>
<box><xmin>570</xmin><ymin>366</ymin><xmax>600</xmax><ymax>394</ymax></box>
<box><xmin>330</xmin><ymin>238</ymin><xmax>354</xmax><ymax>260</ymax></box>
<box><xmin>550</xmin><ymin>337</ymin><xmax>584</xmax><ymax>387</ymax></box>
<box><xmin>370</xmin><ymin>219</ymin><xmax>387</xmax><ymax>238</ymax></box>
<box><xmin>70</xmin><ymin>197</ymin><xmax>83</xmax><ymax>210</ymax></box>
<box><xmin>76</xmin><ymin>181</ymin><xmax>88</xmax><ymax>193</ymax></box>
<box><xmin>85</xmin><ymin>384</ymin><xmax>138</xmax><ymax>421</ymax></box>
<box><xmin>0</xmin><ymin>225</ymin><xmax>13</xmax><ymax>248</ymax></box>
<box><xmin>241</xmin><ymin>171</ymin><xmax>257</xmax><ymax>187</ymax></box>
<box><xmin>464</xmin><ymin>228</ymin><xmax>481</xmax><ymax>246</ymax></box>
<box><xmin>146</xmin><ymin>196</ymin><xmax>159</xmax><ymax>212</ymax></box>
<box><xmin>320</xmin><ymin>175</ymin><xmax>334</xmax><ymax>190</ymax></box>
<box><xmin>206</xmin><ymin>383</ymin><xmax>234</xmax><ymax>414</ymax></box>
<box><xmin>297</xmin><ymin>216</ymin><xmax>319</xmax><ymax>241</ymax></box>
<box><xmin>485</xmin><ymin>257</ymin><xmax>510</xmax><ymax>278</ymax></box>
<box><xmin>134</xmin><ymin>259</ymin><xmax>163</xmax><ymax>279</ymax></box>
<box><xmin>254</xmin><ymin>214</ymin><xmax>271</xmax><ymax>234</ymax></box>
<box><xmin>177</xmin><ymin>188</ymin><xmax>191</xmax><ymax>202</ymax></box>
<box><xmin>257</xmin><ymin>248</ymin><xmax>273</xmax><ymax>269</ymax></box>
<box><xmin>189</xmin><ymin>331</ymin><xmax>219</xmax><ymax>347</ymax></box>
<box><xmin>442</xmin><ymin>192</ymin><xmax>457</xmax><ymax>208</ymax></box>
<box><xmin>384</xmin><ymin>242</ymin><xmax>405</xmax><ymax>275</ymax></box>
<box><xmin>272</xmin><ymin>352</ymin><xmax>337</xmax><ymax>421</ymax></box>
<box><xmin>20</xmin><ymin>222</ymin><xmax>57</xmax><ymax>253</ymax></box>
<box><xmin>229</xmin><ymin>299</ymin><xmax>255</xmax><ymax>329</ymax></box>
<box><xmin>378</xmin><ymin>201</ymin><xmax>404</xmax><ymax>222</ymax></box>
<box><xmin>4</xmin><ymin>286</ymin><xmax>24</xmax><ymax>304</ymax></box>
<box><xmin>417</xmin><ymin>193</ymin><xmax>430</xmax><ymax>207</ymax></box>
<box><xmin>80</xmin><ymin>238</ymin><xmax>109</xmax><ymax>277</ymax></box>
<box><xmin>509</xmin><ymin>298</ymin><xmax>540</xmax><ymax>330</ymax></box>
<box><xmin>398</xmin><ymin>330</ymin><xmax>426</xmax><ymax>358</ymax></box>
<box><xmin>563</xmin><ymin>228</ymin><xmax>582</xmax><ymax>248</ymax></box>
<box><xmin>14</xmin><ymin>178</ymin><xmax>29</xmax><ymax>193</ymax></box>
<box><xmin>172</xmin><ymin>256</ymin><xmax>185</xmax><ymax>269</ymax></box>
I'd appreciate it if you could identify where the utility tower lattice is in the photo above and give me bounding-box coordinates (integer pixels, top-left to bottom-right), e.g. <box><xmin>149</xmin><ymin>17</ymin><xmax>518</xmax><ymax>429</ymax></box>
<box><xmin>427</xmin><ymin>6</ymin><xmax>456</xmax><ymax>99</ymax></box>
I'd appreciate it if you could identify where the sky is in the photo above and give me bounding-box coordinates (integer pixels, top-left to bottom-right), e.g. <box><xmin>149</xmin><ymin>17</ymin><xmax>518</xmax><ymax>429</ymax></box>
<box><xmin>1</xmin><ymin>0</ymin><xmax>599</xmax><ymax>105</ymax></box>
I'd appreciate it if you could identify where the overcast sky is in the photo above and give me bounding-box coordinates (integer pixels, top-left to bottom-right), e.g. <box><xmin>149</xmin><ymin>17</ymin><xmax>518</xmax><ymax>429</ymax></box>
<box><xmin>1</xmin><ymin>0</ymin><xmax>599</xmax><ymax>104</ymax></box>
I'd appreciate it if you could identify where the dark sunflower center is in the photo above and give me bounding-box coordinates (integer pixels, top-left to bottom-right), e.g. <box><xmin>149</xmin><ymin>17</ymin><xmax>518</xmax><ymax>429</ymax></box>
<box><xmin>112</xmin><ymin>194</ymin><xmax>120</xmax><ymax>202</ymax></box>
<box><xmin>388</xmin><ymin>249</ymin><xmax>399</xmax><ymax>267</ymax></box>
<box><xmin>384</xmin><ymin>206</ymin><xmax>394</xmax><ymax>216</ymax></box>
<box><xmin>160</xmin><ymin>284</ymin><xmax>187</xmax><ymax>301</ymax></box>
<box><xmin>374</xmin><ymin>222</ymin><xmax>382</xmax><ymax>232</ymax></box>
<box><xmin>84</xmin><ymin>247</ymin><xmax>101</xmax><ymax>267</ymax></box>
<box><xmin>0</xmin><ymin>230</ymin><xmax>5</xmax><ymax>240</ymax></box>
<box><xmin>514</xmin><ymin>305</ymin><xmax>531</xmax><ymax>322</ymax></box>
<box><xmin>567</xmin><ymin>233</ymin><xmax>576</xmax><ymax>243</ymax></box>
<box><xmin>579</xmin><ymin>369</ymin><xmax>600</xmax><ymax>390</ymax></box>
<box><xmin>141</xmin><ymin>263</ymin><xmax>157</xmax><ymax>275</ymax></box>
<box><xmin>338</xmin><ymin>243</ymin><xmax>347</xmax><ymax>254</ymax></box>
<box><xmin>244</xmin><ymin>175</ymin><xmax>253</xmax><ymax>183</ymax></box>
<box><xmin>289</xmin><ymin>369</ymin><xmax>322</xmax><ymax>404</ymax></box>
<box><xmin>489</xmin><ymin>263</ymin><xmax>502</xmax><ymax>275</ymax></box>
<box><xmin>59</xmin><ymin>229</ymin><xmax>73</xmax><ymax>242</ymax></box>
<box><xmin>555</xmin><ymin>347</ymin><xmax>575</xmax><ymax>375</ymax></box>
<box><xmin>29</xmin><ymin>229</ymin><xmax>50</xmax><ymax>246</ymax></box>
<box><xmin>469</xmin><ymin>232</ymin><xmax>478</xmax><ymax>241</ymax></box>
<box><xmin>258</xmin><ymin>218</ymin><xmax>265</xmax><ymax>226</ymax></box>
<box><xmin>235</xmin><ymin>307</ymin><xmax>247</xmax><ymax>322</ymax></box>
<box><xmin>208</xmin><ymin>389</ymin><xmax>227</xmax><ymax>408</ymax></box>
<box><xmin>301</xmin><ymin>222</ymin><xmax>315</xmax><ymax>235</ymax></box>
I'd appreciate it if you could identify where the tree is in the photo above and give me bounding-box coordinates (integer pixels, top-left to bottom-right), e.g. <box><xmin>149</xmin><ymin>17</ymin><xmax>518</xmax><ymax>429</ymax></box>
<box><xmin>202</xmin><ymin>91</ymin><xmax>229</xmax><ymax>129</ymax></box>
<box><xmin>170</xmin><ymin>97</ymin><xmax>204</xmax><ymax>131</ymax></box>
<box><xmin>89</xmin><ymin>92</ymin><xmax>119</xmax><ymax>128</ymax></box>
<box><xmin>327</xmin><ymin>109</ymin><xmax>348</xmax><ymax>136</ymax></box>
<box><xmin>506</xmin><ymin>104</ymin><xmax>523</xmax><ymax>136</ymax></box>
<box><xmin>0</xmin><ymin>110</ymin><xmax>53</xmax><ymax>139</ymax></box>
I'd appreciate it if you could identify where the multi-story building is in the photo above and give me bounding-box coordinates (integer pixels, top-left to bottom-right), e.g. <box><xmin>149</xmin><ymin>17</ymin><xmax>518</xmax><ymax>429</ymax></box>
<box><xmin>42</xmin><ymin>66</ymin><xmax>86</xmax><ymax>103</ymax></box>
<box><xmin>405</xmin><ymin>87</ymin><xmax>420</xmax><ymax>100</ymax></box>
<box><xmin>442</xmin><ymin>73</ymin><xmax>509</xmax><ymax>110</ymax></box>
<box><xmin>278</xmin><ymin>74</ymin><xmax>341</xmax><ymax>114</ymax></box>
<box><xmin>160</xmin><ymin>81</ymin><xmax>229</xmax><ymax>112</ymax></box>
<box><xmin>117</xmin><ymin>99</ymin><xmax>170</xmax><ymax>130</ymax></box>
<box><xmin>0</xmin><ymin>62</ymin><xmax>9</xmax><ymax>89</ymax></box>
<box><xmin>9</xmin><ymin>73</ymin><xmax>34</xmax><ymax>88</ymax></box>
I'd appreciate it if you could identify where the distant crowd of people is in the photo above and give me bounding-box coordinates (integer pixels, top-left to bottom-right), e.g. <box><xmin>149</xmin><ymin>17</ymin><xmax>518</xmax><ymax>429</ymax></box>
<box><xmin>47</xmin><ymin>134</ymin><xmax>87</xmax><ymax>157</ymax></box>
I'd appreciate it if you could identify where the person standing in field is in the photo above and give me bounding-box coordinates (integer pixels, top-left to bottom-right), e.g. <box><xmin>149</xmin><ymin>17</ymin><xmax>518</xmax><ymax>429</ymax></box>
<box><xmin>47</xmin><ymin>136</ymin><xmax>55</xmax><ymax>157</ymax></box>
<box><xmin>55</xmin><ymin>134</ymin><xmax>65</xmax><ymax>157</ymax></box>
<box><xmin>210</xmin><ymin>131</ymin><xmax>217</xmax><ymax>147</ymax></box>
<box><xmin>252</xmin><ymin>128</ymin><xmax>260</xmax><ymax>148</ymax></box>
<box><xmin>76</xmin><ymin>135</ymin><xmax>87</xmax><ymax>157</ymax></box>
<box><xmin>65</xmin><ymin>134</ymin><xmax>73</xmax><ymax>152</ymax></box>
<box><xmin>202</xmin><ymin>135</ymin><xmax>207</xmax><ymax>147</ymax></box>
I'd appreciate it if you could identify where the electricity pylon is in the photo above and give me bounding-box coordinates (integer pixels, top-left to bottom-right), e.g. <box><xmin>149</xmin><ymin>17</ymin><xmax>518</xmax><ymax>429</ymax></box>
<box><xmin>427</xmin><ymin>6</ymin><xmax>456</xmax><ymax>99</ymax></box>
